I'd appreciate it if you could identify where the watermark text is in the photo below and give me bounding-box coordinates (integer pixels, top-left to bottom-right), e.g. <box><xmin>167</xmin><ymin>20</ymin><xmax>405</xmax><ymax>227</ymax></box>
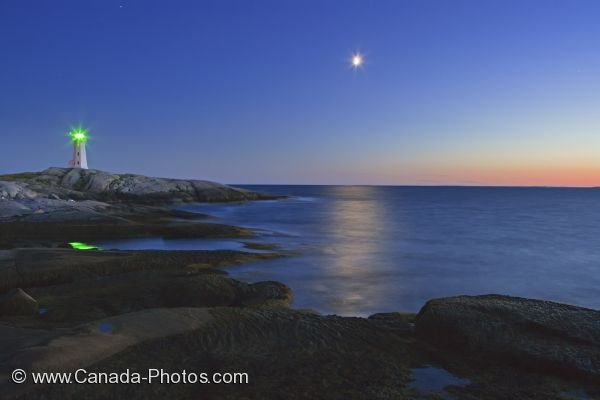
<box><xmin>12</xmin><ymin>369</ymin><xmax>249</xmax><ymax>385</ymax></box>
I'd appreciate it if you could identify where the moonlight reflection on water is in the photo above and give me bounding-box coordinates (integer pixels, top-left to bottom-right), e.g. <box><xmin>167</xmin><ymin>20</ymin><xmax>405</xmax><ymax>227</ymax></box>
<box><xmin>101</xmin><ymin>186</ymin><xmax>600</xmax><ymax>316</ymax></box>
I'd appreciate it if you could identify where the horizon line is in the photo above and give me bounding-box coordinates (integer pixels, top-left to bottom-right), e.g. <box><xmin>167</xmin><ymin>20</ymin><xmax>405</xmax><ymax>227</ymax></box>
<box><xmin>2</xmin><ymin>167</ymin><xmax>597</xmax><ymax>190</ymax></box>
<box><xmin>230</xmin><ymin>183</ymin><xmax>600</xmax><ymax>189</ymax></box>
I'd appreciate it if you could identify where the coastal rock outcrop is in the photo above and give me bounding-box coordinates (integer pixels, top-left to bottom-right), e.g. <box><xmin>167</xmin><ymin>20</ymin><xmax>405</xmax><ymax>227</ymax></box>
<box><xmin>0</xmin><ymin>248</ymin><xmax>597</xmax><ymax>399</ymax></box>
<box><xmin>0</xmin><ymin>181</ymin><xmax>38</xmax><ymax>200</ymax></box>
<box><xmin>415</xmin><ymin>294</ymin><xmax>600</xmax><ymax>378</ymax></box>
<box><xmin>1</xmin><ymin>167</ymin><xmax>273</xmax><ymax>204</ymax></box>
<box><xmin>0</xmin><ymin>168</ymin><xmax>276</xmax><ymax>223</ymax></box>
<box><xmin>237</xmin><ymin>281</ymin><xmax>294</xmax><ymax>307</ymax></box>
<box><xmin>0</xmin><ymin>308</ymin><xmax>215</xmax><ymax>398</ymax></box>
<box><xmin>0</xmin><ymin>288</ymin><xmax>39</xmax><ymax>316</ymax></box>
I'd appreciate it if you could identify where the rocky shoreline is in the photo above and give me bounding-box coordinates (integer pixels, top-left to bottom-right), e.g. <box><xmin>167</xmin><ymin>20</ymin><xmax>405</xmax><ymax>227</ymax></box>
<box><xmin>0</xmin><ymin>169</ymin><xmax>598</xmax><ymax>399</ymax></box>
<box><xmin>0</xmin><ymin>167</ymin><xmax>278</xmax><ymax>205</ymax></box>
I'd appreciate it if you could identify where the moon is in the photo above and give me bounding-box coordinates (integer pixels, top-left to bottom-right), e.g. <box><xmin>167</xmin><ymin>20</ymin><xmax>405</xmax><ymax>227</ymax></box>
<box><xmin>351</xmin><ymin>52</ymin><xmax>364</xmax><ymax>69</ymax></box>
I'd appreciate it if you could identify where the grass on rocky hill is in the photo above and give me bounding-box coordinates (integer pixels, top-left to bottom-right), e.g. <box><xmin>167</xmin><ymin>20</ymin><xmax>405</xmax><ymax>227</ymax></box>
<box><xmin>0</xmin><ymin>172</ymin><xmax>40</xmax><ymax>182</ymax></box>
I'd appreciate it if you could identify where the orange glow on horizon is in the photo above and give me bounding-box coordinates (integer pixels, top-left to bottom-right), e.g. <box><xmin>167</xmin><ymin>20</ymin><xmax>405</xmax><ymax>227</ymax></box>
<box><xmin>354</xmin><ymin>161</ymin><xmax>600</xmax><ymax>187</ymax></box>
<box><xmin>415</xmin><ymin>165</ymin><xmax>600</xmax><ymax>187</ymax></box>
<box><xmin>465</xmin><ymin>167</ymin><xmax>600</xmax><ymax>187</ymax></box>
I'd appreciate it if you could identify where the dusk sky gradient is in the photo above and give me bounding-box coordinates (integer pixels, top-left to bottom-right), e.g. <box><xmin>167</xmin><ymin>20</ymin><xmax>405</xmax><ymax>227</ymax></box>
<box><xmin>1</xmin><ymin>0</ymin><xmax>599</xmax><ymax>186</ymax></box>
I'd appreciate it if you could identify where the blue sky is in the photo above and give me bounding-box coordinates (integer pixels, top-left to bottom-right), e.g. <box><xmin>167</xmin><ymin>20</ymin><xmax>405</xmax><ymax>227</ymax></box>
<box><xmin>1</xmin><ymin>0</ymin><xmax>599</xmax><ymax>185</ymax></box>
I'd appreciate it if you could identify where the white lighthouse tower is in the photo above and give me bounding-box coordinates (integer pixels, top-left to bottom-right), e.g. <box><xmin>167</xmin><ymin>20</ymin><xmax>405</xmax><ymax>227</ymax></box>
<box><xmin>68</xmin><ymin>127</ymin><xmax>89</xmax><ymax>169</ymax></box>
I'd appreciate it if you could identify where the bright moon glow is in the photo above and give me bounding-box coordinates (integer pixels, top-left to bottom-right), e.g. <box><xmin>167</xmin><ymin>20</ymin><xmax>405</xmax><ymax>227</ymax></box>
<box><xmin>351</xmin><ymin>52</ymin><xmax>363</xmax><ymax>69</ymax></box>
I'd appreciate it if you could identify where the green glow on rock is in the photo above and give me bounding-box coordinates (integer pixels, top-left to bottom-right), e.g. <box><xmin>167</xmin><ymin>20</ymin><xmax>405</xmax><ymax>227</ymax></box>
<box><xmin>69</xmin><ymin>127</ymin><xmax>89</xmax><ymax>144</ymax></box>
<box><xmin>69</xmin><ymin>242</ymin><xmax>99</xmax><ymax>251</ymax></box>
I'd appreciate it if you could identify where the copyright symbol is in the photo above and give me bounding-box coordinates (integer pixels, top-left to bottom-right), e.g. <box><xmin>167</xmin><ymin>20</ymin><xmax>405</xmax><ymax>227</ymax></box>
<box><xmin>12</xmin><ymin>369</ymin><xmax>27</xmax><ymax>384</ymax></box>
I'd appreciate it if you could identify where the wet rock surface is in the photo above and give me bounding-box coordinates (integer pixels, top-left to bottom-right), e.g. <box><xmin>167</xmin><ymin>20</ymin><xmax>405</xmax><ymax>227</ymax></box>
<box><xmin>415</xmin><ymin>294</ymin><xmax>600</xmax><ymax>379</ymax></box>
<box><xmin>0</xmin><ymin>246</ymin><xmax>596</xmax><ymax>400</ymax></box>
<box><xmin>0</xmin><ymin>250</ymin><xmax>597</xmax><ymax>399</ymax></box>
<box><xmin>0</xmin><ymin>248</ymin><xmax>294</xmax><ymax>398</ymax></box>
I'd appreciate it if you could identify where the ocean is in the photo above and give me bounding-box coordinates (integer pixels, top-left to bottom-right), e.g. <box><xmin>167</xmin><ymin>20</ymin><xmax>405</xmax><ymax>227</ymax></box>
<box><xmin>98</xmin><ymin>185</ymin><xmax>600</xmax><ymax>316</ymax></box>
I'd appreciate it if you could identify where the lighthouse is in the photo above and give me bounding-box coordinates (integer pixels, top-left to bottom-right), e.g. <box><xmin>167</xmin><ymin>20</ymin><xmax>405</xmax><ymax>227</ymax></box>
<box><xmin>68</xmin><ymin>127</ymin><xmax>89</xmax><ymax>169</ymax></box>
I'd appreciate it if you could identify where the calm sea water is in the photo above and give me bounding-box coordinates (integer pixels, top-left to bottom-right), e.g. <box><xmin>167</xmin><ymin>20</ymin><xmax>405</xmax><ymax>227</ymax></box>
<box><xmin>99</xmin><ymin>186</ymin><xmax>600</xmax><ymax>316</ymax></box>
